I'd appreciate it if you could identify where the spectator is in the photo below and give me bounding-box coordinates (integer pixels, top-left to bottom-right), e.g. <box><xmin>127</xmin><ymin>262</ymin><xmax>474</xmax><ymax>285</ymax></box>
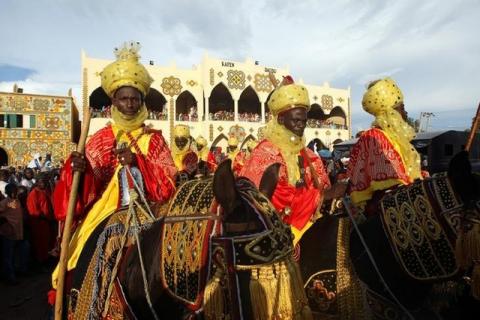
<box><xmin>20</xmin><ymin>168</ymin><xmax>36</xmax><ymax>191</ymax></box>
<box><xmin>27</xmin><ymin>174</ymin><xmax>55</xmax><ymax>267</ymax></box>
<box><xmin>0</xmin><ymin>184</ymin><xmax>27</xmax><ymax>285</ymax></box>
<box><xmin>42</xmin><ymin>153</ymin><xmax>53</xmax><ymax>172</ymax></box>
<box><xmin>27</xmin><ymin>153</ymin><xmax>43</xmax><ymax>170</ymax></box>
<box><xmin>0</xmin><ymin>169</ymin><xmax>9</xmax><ymax>199</ymax></box>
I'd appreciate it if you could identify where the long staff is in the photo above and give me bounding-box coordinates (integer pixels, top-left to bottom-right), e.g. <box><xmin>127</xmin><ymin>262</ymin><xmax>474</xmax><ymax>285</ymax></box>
<box><xmin>55</xmin><ymin>108</ymin><xmax>91</xmax><ymax>320</ymax></box>
<box><xmin>465</xmin><ymin>102</ymin><xmax>480</xmax><ymax>152</ymax></box>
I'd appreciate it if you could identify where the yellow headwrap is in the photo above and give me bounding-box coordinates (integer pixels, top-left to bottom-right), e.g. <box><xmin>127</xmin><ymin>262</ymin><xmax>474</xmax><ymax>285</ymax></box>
<box><xmin>228</xmin><ymin>136</ymin><xmax>238</xmax><ymax>147</ymax></box>
<box><xmin>195</xmin><ymin>135</ymin><xmax>209</xmax><ymax>161</ymax></box>
<box><xmin>101</xmin><ymin>41</ymin><xmax>153</xmax><ymax>98</ymax></box>
<box><xmin>268</xmin><ymin>76</ymin><xmax>310</xmax><ymax>116</ymax></box>
<box><xmin>362</xmin><ymin>78</ymin><xmax>422</xmax><ymax>181</ymax></box>
<box><xmin>196</xmin><ymin>135</ymin><xmax>207</xmax><ymax>147</ymax></box>
<box><xmin>174</xmin><ymin>124</ymin><xmax>190</xmax><ymax>138</ymax></box>
<box><xmin>246</xmin><ymin>139</ymin><xmax>258</xmax><ymax>151</ymax></box>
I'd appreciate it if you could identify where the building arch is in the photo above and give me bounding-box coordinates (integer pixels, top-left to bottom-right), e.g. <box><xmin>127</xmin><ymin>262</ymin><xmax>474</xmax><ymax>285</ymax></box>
<box><xmin>239</xmin><ymin>134</ymin><xmax>256</xmax><ymax>150</ymax></box>
<box><xmin>0</xmin><ymin>147</ymin><xmax>8</xmax><ymax>166</ymax></box>
<box><xmin>332</xmin><ymin>138</ymin><xmax>343</xmax><ymax>145</ymax></box>
<box><xmin>238</xmin><ymin>86</ymin><xmax>261</xmax><ymax>122</ymax></box>
<box><xmin>209</xmin><ymin>83</ymin><xmax>234</xmax><ymax>121</ymax></box>
<box><xmin>211</xmin><ymin>133</ymin><xmax>229</xmax><ymax>151</ymax></box>
<box><xmin>307</xmin><ymin>103</ymin><xmax>328</xmax><ymax>128</ymax></box>
<box><xmin>175</xmin><ymin>90</ymin><xmax>197</xmax><ymax>121</ymax></box>
<box><xmin>264</xmin><ymin>90</ymin><xmax>274</xmax><ymax>121</ymax></box>
<box><xmin>328</xmin><ymin>106</ymin><xmax>347</xmax><ymax>128</ymax></box>
<box><xmin>145</xmin><ymin>88</ymin><xmax>167</xmax><ymax>113</ymax></box>
<box><xmin>89</xmin><ymin>87</ymin><xmax>111</xmax><ymax>111</ymax></box>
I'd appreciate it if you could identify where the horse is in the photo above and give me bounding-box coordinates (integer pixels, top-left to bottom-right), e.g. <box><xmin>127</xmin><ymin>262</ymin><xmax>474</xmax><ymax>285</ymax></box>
<box><xmin>261</xmin><ymin>151</ymin><xmax>480</xmax><ymax>319</ymax></box>
<box><xmin>63</xmin><ymin>160</ymin><xmax>311</xmax><ymax>319</ymax></box>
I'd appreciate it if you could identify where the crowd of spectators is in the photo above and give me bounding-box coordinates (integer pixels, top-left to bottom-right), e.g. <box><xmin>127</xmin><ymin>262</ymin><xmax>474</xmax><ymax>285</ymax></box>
<box><xmin>307</xmin><ymin>119</ymin><xmax>348</xmax><ymax>130</ymax></box>
<box><xmin>0</xmin><ymin>156</ymin><xmax>61</xmax><ymax>286</ymax></box>
<box><xmin>209</xmin><ymin>111</ymin><xmax>235</xmax><ymax>121</ymax></box>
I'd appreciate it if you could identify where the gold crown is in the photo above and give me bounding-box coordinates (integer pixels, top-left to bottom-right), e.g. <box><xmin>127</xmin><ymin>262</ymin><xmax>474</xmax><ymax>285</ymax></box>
<box><xmin>362</xmin><ymin>78</ymin><xmax>403</xmax><ymax>115</ymax></box>
<box><xmin>173</xmin><ymin>124</ymin><xmax>190</xmax><ymax>137</ymax></box>
<box><xmin>101</xmin><ymin>41</ymin><xmax>154</xmax><ymax>97</ymax></box>
<box><xmin>196</xmin><ymin>135</ymin><xmax>207</xmax><ymax>146</ymax></box>
<box><xmin>228</xmin><ymin>136</ymin><xmax>238</xmax><ymax>146</ymax></box>
<box><xmin>268</xmin><ymin>83</ymin><xmax>310</xmax><ymax>116</ymax></box>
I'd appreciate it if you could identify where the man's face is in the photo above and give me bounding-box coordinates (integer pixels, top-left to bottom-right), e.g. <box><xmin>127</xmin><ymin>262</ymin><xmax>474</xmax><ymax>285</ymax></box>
<box><xmin>175</xmin><ymin>137</ymin><xmax>189</xmax><ymax>150</ymax></box>
<box><xmin>196</xmin><ymin>144</ymin><xmax>205</xmax><ymax>152</ymax></box>
<box><xmin>394</xmin><ymin>102</ymin><xmax>408</xmax><ymax>122</ymax></box>
<box><xmin>24</xmin><ymin>169</ymin><xmax>34</xmax><ymax>180</ymax></box>
<box><xmin>227</xmin><ymin>145</ymin><xmax>237</xmax><ymax>153</ymax></box>
<box><xmin>278</xmin><ymin>107</ymin><xmax>307</xmax><ymax>137</ymax></box>
<box><xmin>112</xmin><ymin>86</ymin><xmax>143</xmax><ymax>116</ymax></box>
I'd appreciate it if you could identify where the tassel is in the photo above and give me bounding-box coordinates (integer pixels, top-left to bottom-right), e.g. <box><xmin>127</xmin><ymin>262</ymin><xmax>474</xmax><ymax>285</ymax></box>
<box><xmin>204</xmin><ymin>268</ymin><xmax>226</xmax><ymax>320</ymax></box>
<box><xmin>248</xmin><ymin>258</ymin><xmax>312</xmax><ymax>320</ymax></box>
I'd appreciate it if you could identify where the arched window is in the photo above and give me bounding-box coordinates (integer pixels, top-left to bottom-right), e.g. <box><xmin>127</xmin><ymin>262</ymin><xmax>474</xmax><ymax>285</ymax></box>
<box><xmin>145</xmin><ymin>88</ymin><xmax>167</xmax><ymax>120</ymax></box>
<box><xmin>328</xmin><ymin>106</ymin><xmax>347</xmax><ymax>129</ymax></box>
<box><xmin>238</xmin><ymin>86</ymin><xmax>261</xmax><ymax>122</ymax></box>
<box><xmin>89</xmin><ymin>87</ymin><xmax>111</xmax><ymax>117</ymax></box>
<box><xmin>307</xmin><ymin>103</ymin><xmax>327</xmax><ymax>128</ymax></box>
<box><xmin>176</xmin><ymin>91</ymin><xmax>197</xmax><ymax>121</ymax></box>
<box><xmin>209</xmin><ymin>83</ymin><xmax>234</xmax><ymax>121</ymax></box>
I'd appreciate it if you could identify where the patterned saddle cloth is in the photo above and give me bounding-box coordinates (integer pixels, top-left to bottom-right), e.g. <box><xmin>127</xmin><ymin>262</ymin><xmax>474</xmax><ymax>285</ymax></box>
<box><xmin>379</xmin><ymin>175</ymin><xmax>463</xmax><ymax>281</ymax></box>
<box><xmin>160</xmin><ymin>178</ymin><xmax>219</xmax><ymax>310</ymax></box>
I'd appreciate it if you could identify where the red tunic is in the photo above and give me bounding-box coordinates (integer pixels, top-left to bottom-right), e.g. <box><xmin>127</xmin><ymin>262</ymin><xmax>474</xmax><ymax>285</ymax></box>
<box><xmin>53</xmin><ymin>125</ymin><xmax>176</xmax><ymax>221</ymax></box>
<box><xmin>347</xmin><ymin>128</ymin><xmax>410</xmax><ymax>205</ymax></box>
<box><xmin>240</xmin><ymin>140</ymin><xmax>330</xmax><ymax>231</ymax></box>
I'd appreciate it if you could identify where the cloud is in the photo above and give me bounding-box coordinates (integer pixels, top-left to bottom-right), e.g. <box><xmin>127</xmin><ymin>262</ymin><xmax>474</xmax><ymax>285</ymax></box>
<box><xmin>0</xmin><ymin>65</ymin><xmax>36</xmax><ymax>81</ymax></box>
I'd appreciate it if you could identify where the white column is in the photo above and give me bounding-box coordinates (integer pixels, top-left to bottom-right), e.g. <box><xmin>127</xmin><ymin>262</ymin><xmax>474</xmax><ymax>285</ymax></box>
<box><xmin>261</xmin><ymin>102</ymin><xmax>266</xmax><ymax>124</ymax></box>
<box><xmin>234</xmin><ymin>99</ymin><xmax>238</xmax><ymax>122</ymax></box>
<box><xmin>205</xmin><ymin>97</ymin><xmax>210</xmax><ymax>121</ymax></box>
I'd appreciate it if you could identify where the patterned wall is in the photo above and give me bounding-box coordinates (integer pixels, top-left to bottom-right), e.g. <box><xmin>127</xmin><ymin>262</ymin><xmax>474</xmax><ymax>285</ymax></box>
<box><xmin>0</xmin><ymin>93</ymin><xmax>77</xmax><ymax>166</ymax></box>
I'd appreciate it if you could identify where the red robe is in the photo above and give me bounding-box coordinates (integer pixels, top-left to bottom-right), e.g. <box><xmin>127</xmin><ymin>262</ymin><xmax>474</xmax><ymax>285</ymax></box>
<box><xmin>240</xmin><ymin>140</ymin><xmax>330</xmax><ymax>231</ymax></box>
<box><xmin>347</xmin><ymin>128</ymin><xmax>411</xmax><ymax>206</ymax></box>
<box><xmin>53</xmin><ymin>125</ymin><xmax>176</xmax><ymax>221</ymax></box>
<box><xmin>27</xmin><ymin>187</ymin><xmax>55</xmax><ymax>263</ymax></box>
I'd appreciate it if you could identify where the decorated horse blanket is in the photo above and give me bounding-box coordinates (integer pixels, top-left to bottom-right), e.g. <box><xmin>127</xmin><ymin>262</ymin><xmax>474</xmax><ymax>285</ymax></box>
<box><xmin>379</xmin><ymin>175</ymin><xmax>463</xmax><ymax>281</ymax></box>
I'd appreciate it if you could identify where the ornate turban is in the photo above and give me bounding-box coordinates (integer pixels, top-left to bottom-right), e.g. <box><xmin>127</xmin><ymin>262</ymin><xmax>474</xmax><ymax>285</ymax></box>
<box><xmin>267</xmin><ymin>76</ymin><xmax>310</xmax><ymax>116</ymax></box>
<box><xmin>362</xmin><ymin>78</ymin><xmax>403</xmax><ymax>116</ymax></box>
<box><xmin>173</xmin><ymin>124</ymin><xmax>190</xmax><ymax>138</ymax></box>
<box><xmin>228</xmin><ymin>136</ymin><xmax>238</xmax><ymax>147</ymax></box>
<box><xmin>196</xmin><ymin>135</ymin><xmax>207</xmax><ymax>146</ymax></box>
<box><xmin>101</xmin><ymin>41</ymin><xmax>154</xmax><ymax>98</ymax></box>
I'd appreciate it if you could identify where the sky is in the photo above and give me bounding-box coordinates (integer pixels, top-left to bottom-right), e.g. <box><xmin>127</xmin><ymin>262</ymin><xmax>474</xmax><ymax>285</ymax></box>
<box><xmin>1</xmin><ymin>0</ymin><xmax>479</xmax><ymax>135</ymax></box>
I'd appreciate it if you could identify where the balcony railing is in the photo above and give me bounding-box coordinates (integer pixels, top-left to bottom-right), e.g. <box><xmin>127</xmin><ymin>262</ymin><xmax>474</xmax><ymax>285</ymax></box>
<box><xmin>307</xmin><ymin>119</ymin><xmax>348</xmax><ymax>130</ymax></box>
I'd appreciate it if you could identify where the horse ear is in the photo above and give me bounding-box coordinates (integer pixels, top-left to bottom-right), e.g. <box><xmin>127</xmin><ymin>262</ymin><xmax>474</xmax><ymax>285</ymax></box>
<box><xmin>213</xmin><ymin>159</ymin><xmax>237</xmax><ymax>213</ymax></box>
<box><xmin>259</xmin><ymin>163</ymin><xmax>280</xmax><ymax>200</ymax></box>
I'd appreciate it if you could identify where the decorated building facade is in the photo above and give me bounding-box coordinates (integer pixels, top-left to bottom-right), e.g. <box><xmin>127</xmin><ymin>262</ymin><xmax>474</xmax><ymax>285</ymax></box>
<box><xmin>84</xmin><ymin>51</ymin><xmax>351</xmax><ymax>152</ymax></box>
<box><xmin>0</xmin><ymin>86</ymin><xmax>79</xmax><ymax>166</ymax></box>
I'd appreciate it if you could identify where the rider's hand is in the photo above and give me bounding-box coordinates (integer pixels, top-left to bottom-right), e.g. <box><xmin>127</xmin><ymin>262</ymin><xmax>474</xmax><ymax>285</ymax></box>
<box><xmin>114</xmin><ymin>147</ymin><xmax>136</xmax><ymax>166</ymax></box>
<box><xmin>71</xmin><ymin>151</ymin><xmax>86</xmax><ymax>172</ymax></box>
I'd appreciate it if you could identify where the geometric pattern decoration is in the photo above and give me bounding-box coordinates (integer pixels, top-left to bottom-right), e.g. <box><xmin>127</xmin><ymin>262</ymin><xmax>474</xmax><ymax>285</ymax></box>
<box><xmin>227</xmin><ymin>70</ymin><xmax>246</xmax><ymax>90</ymax></box>
<box><xmin>380</xmin><ymin>178</ymin><xmax>458</xmax><ymax>281</ymax></box>
<box><xmin>0</xmin><ymin>92</ymin><xmax>77</xmax><ymax>166</ymax></box>
<box><xmin>209</xmin><ymin>68</ymin><xmax>215</xmax><ymax>86</ymax></box>
<box><xmin>321</xmin><ymin>95</ymin><xmax>334</xmax><ymax>110</ymax></box>
<box><xmin>228</xmin><ymin>124</ymin><xmax>246</xmax><ymax>142</ymax></box>
<box><xmin>161</xmin><ymin>76</ymin><xmax>183</xmax><ymax>97</ymax></box>
<box><xmin>254</xmin><ymin>73</ymin><xmax>274</xmax><ymax>92</ymax></box>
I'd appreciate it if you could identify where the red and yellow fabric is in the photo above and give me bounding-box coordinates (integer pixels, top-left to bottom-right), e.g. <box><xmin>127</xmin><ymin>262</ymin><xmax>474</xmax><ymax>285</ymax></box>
<box><xmin>232</xmin><ymin>151</ymin><xmax>247</xmax><ymax>176</ymax></box>
<box><xmin>52</xmin><ymin>124</ymin><xmax>176</xmax><ymax>288</ymax></box>
<box><xmin>240</xmin><ymin>140</ymin><xmax>330</xmax><ymax>244</ymax></box>
<box><xmin>347</xmin><ymin>128</ymin><xmax>414</xmax><ymax>206</ymax></box>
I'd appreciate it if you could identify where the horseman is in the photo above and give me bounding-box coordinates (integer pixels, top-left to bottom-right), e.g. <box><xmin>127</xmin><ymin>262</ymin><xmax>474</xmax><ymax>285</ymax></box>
<box><xmin>240</xmin><ymin>76</ymin><xmax>344</xmax><ymax>243</ymax></box>
<box><xmin>171</xmin><ymin>125</ymin><xmax>198</xmax><ymax>183</ymax></box>
<box><xmin>195</xmin><ymin>135</ymin><xmax>217</xmax><ymax>173</ymax></box>
<box><xmin>347</xmin><ymin>77</ymin><xmax>425</xmax><ymax>217</ymax></box>
<box><xmin>233</xmin><ymin>139</ymin><xmax>257</xmax><ymax>175</ymax></box>
<box><xmin>51</xmin><ymin>41</ymin><xmax>177</xmax><ymax>289</ymax></box>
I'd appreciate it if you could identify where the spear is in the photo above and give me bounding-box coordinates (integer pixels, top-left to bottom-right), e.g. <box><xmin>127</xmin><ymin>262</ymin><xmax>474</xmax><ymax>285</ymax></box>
<box><xmin>465</xmin><ymin>102</ymin><xmax>480</xmax><ymax>152</ymax></box>
<box><xmin>55</xmin><ymin>107</ymin><xmax>91</xmax><ymax>320</ymax></box>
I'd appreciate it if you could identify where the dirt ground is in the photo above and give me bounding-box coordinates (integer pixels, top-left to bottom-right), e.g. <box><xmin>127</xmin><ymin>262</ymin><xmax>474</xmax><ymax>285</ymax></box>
<box><xmin>0</xmin><ymin>264</ymin><xmax>54</xmax><ymax>320</ymax></box>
